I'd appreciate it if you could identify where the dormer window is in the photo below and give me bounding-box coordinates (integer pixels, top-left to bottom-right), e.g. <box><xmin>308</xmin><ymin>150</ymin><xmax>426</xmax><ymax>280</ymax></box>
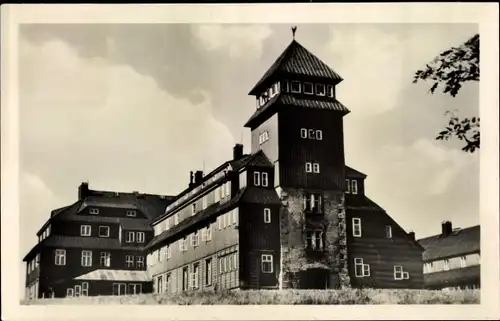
<box><xmin>345</xmin><ymin>179</ymin><xmax>350</xmax><ymax>193</ymax></box>
<box><xmin>261</xmin><ymin>172</ymin><xmax>269</xmax><ymax>187</ymax></box>
<box><xmin>253</xmin><ymin>172</ymin><xmax>261</xmax><ymax>186</ymax></box>
<box><xmin>290</xmin><ymin>81</ymin><xmax>301</xmax><ymax>93</ymax></box>
<box><xmin>351</xmin><ymin>180</ymin><xmax>358</xmax><ymax>195</ymax></box>
<box><xmin>253</xmin><ymin>171</ymin><xmax>268</xmax><ymax>187</ymax></box>
<box><xmin>327</xmin><ymin>85</ymin><xmax>334</xmax><ymax>97</ymax></box>
<box><xmin>89</xmin><ymin>208</ymin><xmax>99</xmax><ymax>215</ymax></box>
<box><xmin>192</xmin><ymin>203</ymin><xmax>197</xmax><ymax>216</ymax></box>
<box><xmin>315</xmin><ymin>84</ymin><xmax>326</xmax><ymax>96</ymax></box>
<box><xmin>303</xmin><ymin>82</ymin><xmax>313</xmax><ymax>94</ymax></box>
<box><xmin>126</xmin><ymin>210</ymin><xmax>136</xmax><ymax>217</ymax></box>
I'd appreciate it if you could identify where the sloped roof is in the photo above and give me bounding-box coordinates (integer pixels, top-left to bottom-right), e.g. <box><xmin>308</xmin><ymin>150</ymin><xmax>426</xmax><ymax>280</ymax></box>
<box><xmin>249</xmin><ymin>40</ymin><xmax>343</xmax><ymax>96</ymax></box>
<box><xmin>231</xmin><ymin>150</ymin><xmax>273</xmax><ymax>171</ymax></box>
<box><xmin>244</xmin><ymin>93</ymin><xmax>349</xmax><ymax>129</ymax></box>
<box><xmin>74</xmin><ymin>269</ymin><xmax>151</xmax><ymax>282</ymax></box>
<box><xmin>345</xmin><ymin>195</ymin><xmax>384</xmax><ymax>211</ymax></box>
<box><xmin>423</xmin><ymin>265</ymin><xmax>480</xmax><ymax>288</ymax></box>
<box><xmin>418</xmin><ymin>225</ymin><xmax>480</xmax><ymax>261</ymax></box>
<box><xmin>345</xmin><ymin>166</ymin><xmax>367</xmax><ymax>179</ymax></box>
<box><xmin>240</xmin><ymin>187</ymin><xmax>282</xmax><ymax>205</ymax></box>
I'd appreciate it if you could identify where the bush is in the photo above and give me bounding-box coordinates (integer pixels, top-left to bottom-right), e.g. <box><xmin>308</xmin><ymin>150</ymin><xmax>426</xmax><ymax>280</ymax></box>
<box><xmin>21</xmin><ymin>288</ymin><xmax>480</xmax><ymax>305</ymax></box>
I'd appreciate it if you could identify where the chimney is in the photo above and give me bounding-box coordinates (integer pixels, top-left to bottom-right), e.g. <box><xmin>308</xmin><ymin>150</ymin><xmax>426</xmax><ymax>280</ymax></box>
<box><xmin>189</xmin><ymin>171</ymin><xmax>194</xmax><ymax>188</ymax></box>
<box><xmin>78</xmin><ymin>182</ymin><xmax>89</xmax><ymax>200</ymax></box>
<box><xmin>441</xmin><ymin>221</ymin><xmax>452</xmax><ymax>236</ymax></box>
<box><xmin>194</xmin><ymin>171</ymin><xmax>204</xmax><ymax>184</ymax></box>
<box><xmin>233</xmin><ymin>144</ymin><xmax>244</xmax><ymax>160</ymax></box>
<box><xmin>408</xmin><ymin>231</ymin><xmax>415</xmax><ymax>241</ymax></box>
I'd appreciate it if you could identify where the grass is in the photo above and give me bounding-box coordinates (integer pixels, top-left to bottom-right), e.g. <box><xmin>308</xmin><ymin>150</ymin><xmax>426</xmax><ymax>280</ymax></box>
<box><xmin>21</xmin><ymin>288</ymin><xmax>480</xmax><ymax>305</ymax></box>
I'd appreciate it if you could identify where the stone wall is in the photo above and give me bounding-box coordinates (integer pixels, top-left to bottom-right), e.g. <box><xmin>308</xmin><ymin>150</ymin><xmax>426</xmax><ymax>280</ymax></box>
<box><xmin>277</xmin><ymin>188</ymin><xmax>350</xmax><ymax>289</ymax></box>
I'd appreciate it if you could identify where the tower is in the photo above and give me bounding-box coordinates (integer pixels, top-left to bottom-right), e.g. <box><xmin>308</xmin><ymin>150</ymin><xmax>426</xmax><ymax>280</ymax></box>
<box><xmin>244</xmin><ymin>28</ymin><xmax>351</xmax><ymax>289</ymax></box>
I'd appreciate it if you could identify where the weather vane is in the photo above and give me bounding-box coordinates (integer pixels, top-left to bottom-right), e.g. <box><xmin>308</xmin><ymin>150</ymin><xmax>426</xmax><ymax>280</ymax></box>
<box><xmin>291</xmin><ymin>26</ymin><xmax>297</xmax><ymax>40</ymax></box>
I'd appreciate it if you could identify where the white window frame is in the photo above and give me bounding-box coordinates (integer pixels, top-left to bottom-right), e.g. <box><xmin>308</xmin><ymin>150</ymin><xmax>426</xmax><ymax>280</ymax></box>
<box><xmin>55</xmin><ymin>249</ymin><xmax>66</xmax><ymax>266</ymax></box>
<box><xmin>290</xmin><ymin>80</ymin><xmax>301</xmax><ymax>93</ymax></box>
<box><xmin>352</xmin><ymin>218</ymin><xmax>362</xmax><ymax>237</ymax></box>
<box><xmin>136</xmin><ymin>232</ymin><xmax>145</xmax><ymax>243</ymax></box>
<box><xmin>74</xmin><ymin>285</ymin><xmax>81</xmax><ymax>297</ymax></box>
<box><xmin>460</xmin><ymin>256</ymin><xmax>467</xmax><ymax>268</ymax></box>
<box><xmin>394</xmin><ymin>265</ymin><xmax>404</xmax><ymax>280</ymax></box>
<box><xmin>253</xmin><ymin>171</ymin><xmax>261</xmax><ymax>186</ymax></box>
<box><xmin>191</xmin><ymin>231</ymin><xmax>200</xmax><ymax>247</ymax></box>
<box><xmin>165</xmin><ymin>218</ymin><xmax>171</xmax><ymax>231</ymax></box>
<box><xmin>66</xmin><ymin>288</ymin><xmax>74</xmax><ymax>297</ymax></box>
<box><xmin>327</xmin><ymin>85</ymin><xmax>334</xmax><ymax>97</ymax></box>
<box><xmin>192</xmin><ymin>203</ymin><xmax>197</xmax><ymax>215</ymax></box>
<box><xmin>80</xmin><ymin>225</ymin><xmax>91</xmax><ymax>237</ymax></box>
<box><xmin>444</xmin><ymin>259</ymin><xmax>450</xmax><ymax>271</ymax></box>
<box><xmin>207</xmin><ymin>225</ymin><xmax>212</xmax><ymax>241</ymax></box>
<box><xmin>99</xmin><ymin>226</ymin><xmax>110</xmax><ymax>238</ymax></box>
<box><xmin>136</xmin><ymin>256</ymin><xmax>145</xmax><ymax>269</ymax></box>
<box><xmin>167</xmin><ymin>245</ymin><xmax>172</xmax><ymax>259</ymax></box>
<box><xmin>315</xmin><ymin>83</ymin><xmax>326</xmax><ymax>96</ymax></box>
<box><xmin>264</xmin><ymin>208</ymin><xmax>271</xmax><ymax>223</ymax></box>
<box><xmin>316</xmin><ymin>130</ymin><xmax>323</xmax><ymax>140</ymax></box>
<box><xmin>351</xmin><ymin>180</ymin><xmax>358</xmax><ymax>195</ymax></box>
<box><xmin>346</xmin><ymin>179</ymin><xmax>350</xmax><ymax>193</ymax></box>
<box><xmin>125</xmin><ymin>255</ymin><xmax>134</xmax><ymax>268</ymax></box>
<box><xmin>261</xmin><ymin>172</ymin><xmax>269</xmax><ymax>187</ymax></box>
<box><xmin>232</xmin><ymin>208</ymin><xmax>238</xmax><ymax>225</ymax></box>
<box><xmin>89</xmin><ymin>208</ymin><xmax>99</xmax><ymax>215</ymax></box>
<box><xmin>180</xmin><ymin>237</ymin><xmax>188</xmax><ymax>252</ymax></box>
<box><xmin>81</xmin><ymin>250</ymin><xmax>92</xmax><ymax>267</ymax></box>
<box><xmin>174</xmin><ymin>214</ymin><xmax>179</xmax><ymax>225</ymax></box>
<box><xmin>303</xmin><ymin>82</ymin><xmax>314</xmax><ymax>94</ymax></box>
<box><xmin>300</xmin><ymin>128</ymin><xmax>307</xmax><ymax>138</ymax></box>
<box><xmin>126</xmin><ymin>210</ymin><xmax>137</xmax><ymax>217</ymax></box>
<box><xmin>313</xmin><ymin>163</ymin><xmax>320</xmax><ymax>173</ymax></box>
<box><xmin>386</xmin><ymin>225</ymin><xmax>392</xmax><ymax>239</ymax></box>
<box><xmin>100</xmin><ymin>251</ymin><xmax>111</xmax><ymax>267</ymax></box>
<box><xmin>305</xmin><ymin>162</ymin><xmax>312</xmax><ymax>173</ymax></box>
<box><xmin>126</xmin><ymin>231</ymin><xmax>135</xmax><ymax>243</ymax></box>
<box><xmin>261</xmin><ymin>254</ymin><xmax>273</xmax><ymax>273</ymax></box>
<box><xmin>205</xmin><ymin>258</ymin><xmax>212</xmax><ymax>286</ymax></box>
<box><xmin>202</xmin><ymin>196</ymin><xmax>208</xmax><ymax>210</ymax></box>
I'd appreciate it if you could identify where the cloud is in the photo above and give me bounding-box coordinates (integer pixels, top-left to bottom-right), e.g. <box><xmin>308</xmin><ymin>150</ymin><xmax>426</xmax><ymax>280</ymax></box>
<box><xmin>324</xmin><ymin>24</ymin><xmax>477</xmax><ymax>116</ymax></box>
<box><xmin>191</xmin><ymin>24</ymin><xmax>273</xmax><ymax>60</ymax></box>
<box><xmin>19</xmin><ymin>37</ymin><xmax>235</xmax><ymax>200</ymax></box>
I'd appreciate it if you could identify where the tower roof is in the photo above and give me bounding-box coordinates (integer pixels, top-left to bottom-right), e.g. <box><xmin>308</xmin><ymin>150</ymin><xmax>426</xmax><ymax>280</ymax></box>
<box><xmin>248</xmin><ymin>39</ymin><xmax>343</xmax><ymax>96</ymax></box>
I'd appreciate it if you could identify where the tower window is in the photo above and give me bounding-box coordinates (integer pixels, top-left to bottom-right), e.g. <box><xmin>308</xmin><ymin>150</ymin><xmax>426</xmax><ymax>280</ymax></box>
<box><xmin>291</xmin><ymin>81</ymin><xmax>301</xmax><ymax>93</ymax></box>
<box><xmin>345</xmin><ymin>179</ymin><xmax>350</xmax><ymax>193</ymax></box>
<box><xmin>253</xmin><ymin>171</ymin><xmax>261</xmax><ymax>186</ymax></box>
<box><xmin>352</xmin><ymin>218</ymin><xmax>362</xmax><ymax>237</ymax></box>
<box><xmin>261</xmin><ymin>254</ymin><xmax>273</xmax><ymax>273</ymax></box>
<box><xmin>261</xmin><ymin>172</ymin><xmax>269</xmax><ymax>187</ymax></box>
<box><xmin>305</xmin><ymin>162</ymin><xmax>312</xmax><ymax>173</ymax></box>
<box><xmin>303</xmin><ymin>82</ymin><xmax>313</xmax><ymax>94</ymax></box>
<box><xmin>315</xmin><ymin>83</ymin><xmax>326</xmax><ymax>96</ymax></box>
<box><xmin>386</xmin><ymin>225</ymin><xmax>392</xmax><ymax>238</ymax></box>
<box><xmin>259</xmin><ymin>131</ymin><xmax>269</xmax><ymax>145</ymax></box>
<box><xmin>327</xmin><ymin>85</ymin><xmax>334</xmax><ymax>97</ymax></box>
<box><xmin>300</xmin><ymin>128</ymin><xmax>307</xmax><ymax>138</ymax></box>
<box><xmin>306</xmin><ymin>230</ymin><xmax>324</xmax><ymax>251</ymax></box>
<box><xmin>264</xmin><ymin>208</ymin><xmax>271</xmax><ymax>223</ymax></box>
<box><xmin>304</xmin><ymin>193</ymin><xmax>322</xmax><ymax>212</ymax></box>
<box><xmin>89</xmin><ymin>208</ymin><xmax>99</xmax><ymax>215</ymax></box>
<box><xmin>351</xmin><ymin>180</ymin><xmax>358</xmax><ymax>194</ymax></box>
<box><xmin>313</xmin><ymin>163</ymin><xmax>320</xmax><ymax>173</ymax></box>
<box><xmin>316</xmin><ymin>130</ymin><xmax>323</xmax><ymax>140</ymax></box>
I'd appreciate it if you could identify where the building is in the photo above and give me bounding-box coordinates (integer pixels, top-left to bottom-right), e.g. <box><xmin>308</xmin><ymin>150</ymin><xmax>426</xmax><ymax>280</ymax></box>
<box><xmin>418</xmin><ymin>221</ymin><xmax>480</xmax><ymax>290</ymax></box>
<box><xmin>146</xmin><ymin>35</ymin><xmax>424</xmax><ymax>293</ymax></box>
<box><xmin>23</xmin><ymin>182</ymin><xmax>174</xmax><ymax>299</ymax></box>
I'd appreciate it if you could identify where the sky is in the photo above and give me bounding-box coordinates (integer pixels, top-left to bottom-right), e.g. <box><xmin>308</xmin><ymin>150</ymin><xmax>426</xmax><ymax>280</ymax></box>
<box><xmin>18</xmin><ymin>23</ymin><xmax>479</xmax><ymax>291</ymax></box>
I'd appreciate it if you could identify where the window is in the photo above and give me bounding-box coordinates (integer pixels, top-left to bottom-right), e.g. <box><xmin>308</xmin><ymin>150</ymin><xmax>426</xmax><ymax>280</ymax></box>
<box><xmin>89</xmin><ymin>208</ymin><xmax>99</xmax><ymax>215</ymax></box>
<box><xmin>167</xmin><ymin>245</ymin><xmax>172</xmax><ymax>259</ymax></box>
<box><xmin>261</xmin><ymin>254</ymin><xmax>273</xmax><ymax>273</ymax></box>
<box><xmin>182</xmin><ymin>267</ymin><xmax>189</xmax><ymax>291</ymax></box>
<box><xmin>180</xmin><ymin>237</ymin><xmax>188</xmax><ymax>252</ymax></box>
<box><xmin>261</xmin><ymin>172</ymin><xmax>269</xmax><ymax>187</ymax></box>
<box><xmin>136</xmin><ymin>256</ymin><xmax>145</xmax><ymax>269</ymax></box>
<box><xmin>74</xmin><ymin>285</ymin><xmax>82</xmax><ymax>297</ymax></box>
<box><xmin>460</xmin><ymin>256</ymin><xmax>467</xmax><ymax>268</ymax></box>
<box><xmin>165</xmin><ymin>218</ymin><xmax>170</xmax><ymax>231</ymax></box>
<box><xmin>165</xmin><ymin>274</ymin><xmax>171</xmax><ymax>293</ymax></box>
<box><xmin>305</xmin><ymin>162</ymin><xmax>312</xmax><ymax>173</ymax></box>
<box><xmin>191</xmin><ymin>264</ymin><xmax>200</xmax><ymax>289</ymax></box>
<box><xmin>259</xmin><ymin>131</ymin><xmax>270</xmax><ymax>145</ymax></box>
<box><xmin>351</xmin><ymin>180</ymin><xmax>358</xmax><ymax>195</ymax></box>
<box><xmin>191</xmin><ymin>231</ymin><xmax>200</xmax><ymax>247</ymax></box>
<box><xmin>55</xmin><ymin>249</ymin><xmax>66</xmax><ymax>266</ymax></box>
<box><xmin>219</xmin><ymin>257</ymin><xmax>224</xmax><ymax>274</ymax></box>
<box><xmin>126</xmin><ymin>231</ymin><xmax>135</xmax><ymax>243</ymax></box>
<box><xmin>253</xmin><ymin>172</ymin><xmax>261</xmax><ymax>186</ymax></box>
<box><xmin>303</xmin><ymin>82</ymin><xmax>313</xmax><ymax>94</ymax></box>
<box><xmin>100</xmin><ymin>252</ymin><xmax>111</xmax><ymax>267</ymax></box>
<box><xmin>345</xmin><ymin>179</ymin><xmax>350</xmax><ymax>193</ymax></box>
<box><xmin>354</xmin><ymin>258</ymin><xmax>370</xmax><ymax>277</ymax></box>
<box><xmin>316</xmin><ymin>130</ymin><xmax>323</xmax><ymax>140</ymax></box>
<box><xmin>300</xmin><ymin>128</ymin><xmax>308</xmax><ymax>138</ymax></box>
<box><xmin>290</xmin><ymin>80</ymin><xmax>301</xmax><ymax>93</ymax></box>
<box><xmin>35</xmin><ymin>253</ymin><xmax>40</xmax><ymax>268</ymax></box>
<box><xmin>80</xmin><ymin>225</ymin><xmax>91</xmax><ymax>236</ymax></box>
<box><xmin>304</xmin><ymin>193</ymin><xmax>322</xmax><ymax>213</ymax></box>
<box><xmin>136</xmin><ymin>232</ymin><xmax>145</xmax><ymax>243</ymax></box>
<box><xmin>99</xmin><ymin>226</ymin><xmax>110</xmax><ymax>237</ymax></box>
<box><xmin>192</xmin><ymin>203</ymin><xmax>197</xmax><ymax>215</ymax></box>
<box><xmin>394</xmin><ymin>265</ymin><xmax>409</xmax><ymax>280</ymax></box>
<box><xmin>205</xmin><ymin>258</ymin><xmax>212</xmax><ymax>286</ymax></box>
<box><xmin>444</xmin><ymin>259</ymin><xmax>450</xmax><ymax>271</ymax></box>
<box><xmin>81</xmin><ymin>282</ymin><xmax>89</xmax><ymax>296</ymax></box>
<box><xmin>127</xmin><ymin>283</ymin><xmax>142</xmax><ymax>295</ymax></box>
<box><xmin>125</xmin><ymin>255</ymin><xmax>134</xmax><ymax>268</ymax></box>
<box><xmin>66</xmin><ymin>288</ymin><xmax>74</xmax><ymax>297</ymax></box>
<box><xmin>264</xmin><ymin>208</ymin><xmax>271</xmax><ymax>223</ymax></box>
<box><xmin>306</xmin><ymin>230</ymin><xmax>324</xmax><ymax>251</ymax></box>
<box><xmin>202</xmin><ymin>196</ymin><xmax>208</xmax><ymax>210</ymax></box>
<box><xmin>126</xmin><ymin>210</ymin><xmax>137</xmax><ymax>217</ymax></box>
<box><xmin>157</xmin><ymin>276</ymin><xmax>163</xmax><ymax>294</ymax></box>
<box><xmin>313</xmin><ymin>163</ymin><xmax>320</xmax><ymax>173</ymax></box>
<box><xmin>386</xmin><ymin>225</ymin><xmax>392</xmax><ymax>238</ymax></box>
<box><xmin>352</xmin><ymin>218</ymin><xmax>362</xmax><ymax>237</ymax></box>
<box><xmin>232</xmin><ymin>208</ymin><xmax>238</xmax><ymax>225</ymax></box>
<box><xmin>327</xmin><ymin>85</ymin><xmax>334</xmax><ymax>97</ymax></box>
<box><xmin>206</xmin><ymin>224</ymin><xmax>212</xmax><ymax>241</ymax></box>
<box><xmin>315</xmin><ymin>83</ymin><xmax>326</xmax><ymax>96</ymax></box>
<box><xmin>174</xmin><ymin>214</ymin><xmax>179</xmax><ymax>225</ymax></box>
<box><xmin>81</xmin><ymin>250</ymin><xmax>92</xmax><ymax>267</ymax></box>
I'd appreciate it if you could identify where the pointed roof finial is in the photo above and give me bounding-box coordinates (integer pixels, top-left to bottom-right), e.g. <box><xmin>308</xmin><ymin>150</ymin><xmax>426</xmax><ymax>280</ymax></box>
<box><xmin>291</xmin><ymin>26</ymin><xmax>297</xmax><ymax>40</ymax></box>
